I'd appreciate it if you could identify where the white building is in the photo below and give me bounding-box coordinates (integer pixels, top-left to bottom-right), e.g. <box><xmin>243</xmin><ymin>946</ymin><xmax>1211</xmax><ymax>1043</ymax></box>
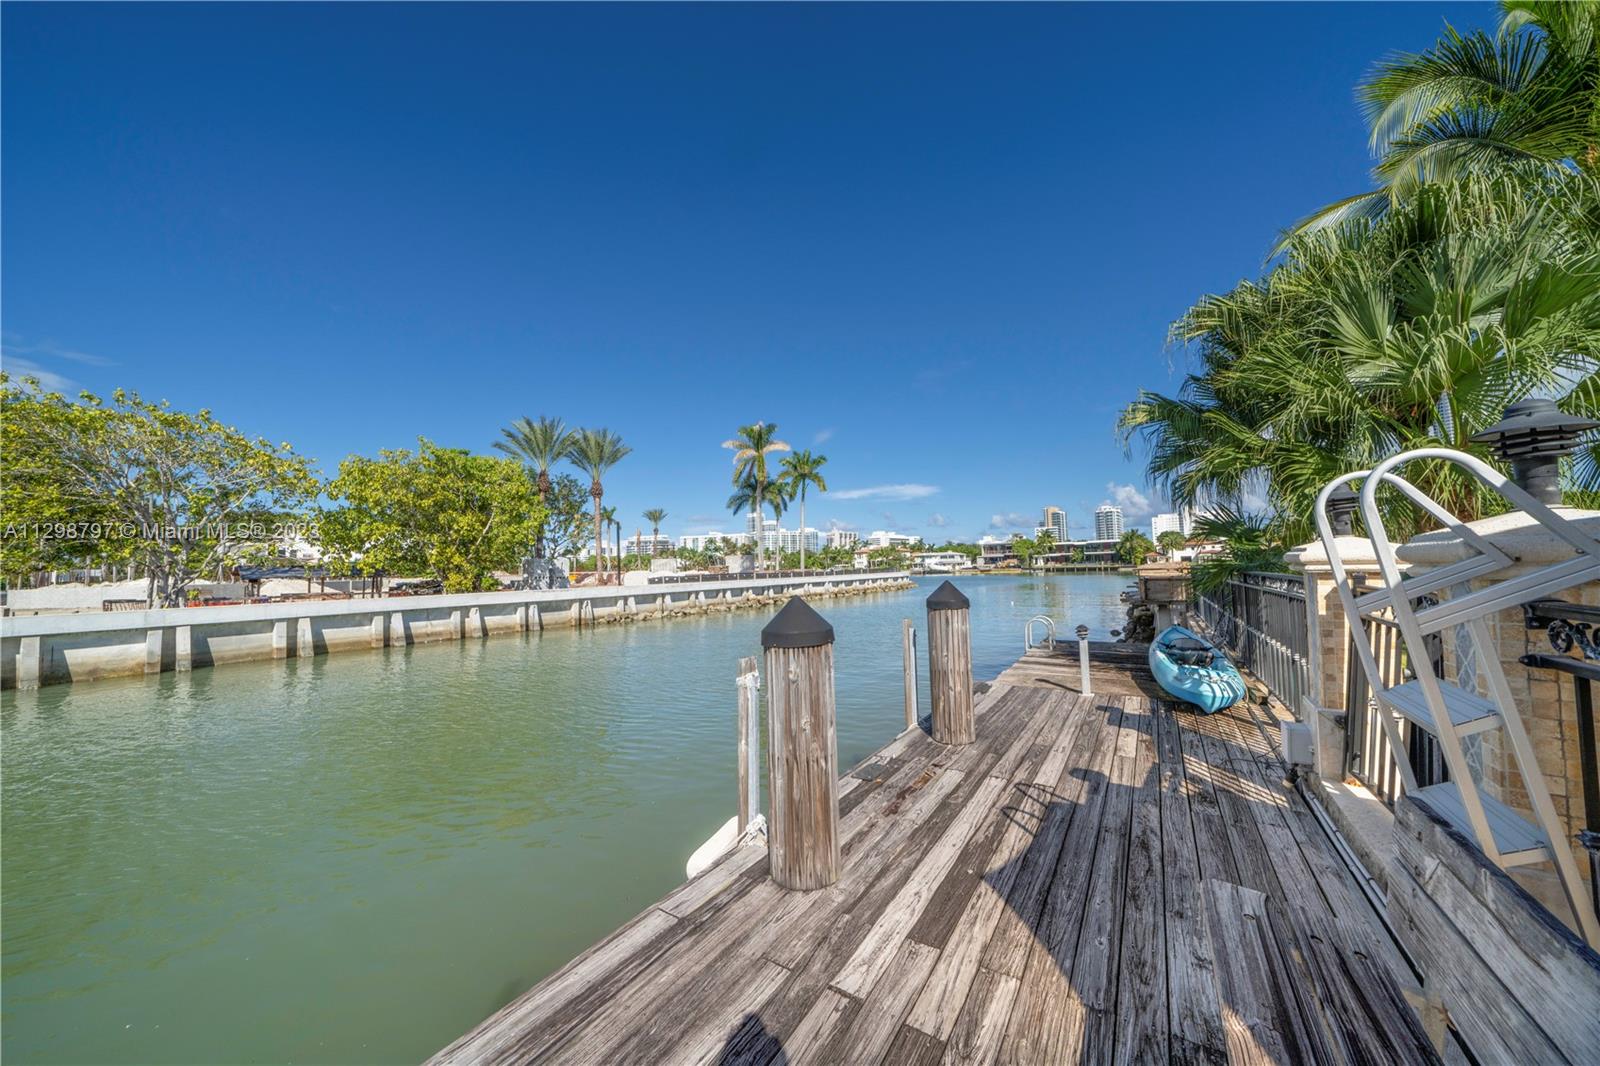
<box><xmin>623</xmin><ymin>532</ymin><xmax>674</xmax><ymax>556</ymax></box>
<box><xmin>1150</xmin><ymin>512</ymin><xmax>1184</xmax><ymax>540</ymax></box>
<box><xmin>865</xmin><ymin>530</ymin><xmax>918</xmax><ymax>549</ymax></box>
<box><xmin>825</xmin><ymin>529</ymin><xmax>859</xmax><ymax>549</ymax></box>
<box><xmin>913</xmin><ymin>550</ymin><xmax>969</xmax><ymax>573</ymax></box>
<box><xmin>677</xmin><ymin>531</ymin><xmax>752</xmax><ymax>552</ymax></box>
<box><xmin>1094</xmin><ymin>505</ymin><xmax>1124</xmax><ymax>540</ymax></box>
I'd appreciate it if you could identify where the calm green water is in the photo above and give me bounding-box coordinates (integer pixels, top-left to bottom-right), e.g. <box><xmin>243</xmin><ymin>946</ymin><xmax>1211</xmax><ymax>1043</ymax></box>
<box><xmin>2</xmin><ymin>574</ymin><xmax>1127</xmax><ymax>1065</ymax></box>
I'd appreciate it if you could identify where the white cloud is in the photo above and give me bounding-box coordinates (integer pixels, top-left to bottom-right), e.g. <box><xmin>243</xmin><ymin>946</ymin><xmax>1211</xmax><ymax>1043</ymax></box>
<box><xmin>989</xmin><ymin>512</ymin><xmax>1033</xmax><ymax>530</ymax></box>
<box><xmin>2</xmin><ymin>356</ymin><xmax>78</xmax><ymax>393</ymax></box>
<box><xmin>825</xmin><ymin>517</ymin><xmax>855</xmax><ymax>531</ymax></box>
<box><xmin>1103</xmin><ymin>483</ymin><xmax>1157</xmax><ymax>519</ymax></box>
<box><xmin>833</xmin><ymin>483</ymin><xmax>939</xmax><ymax>501</ymax></box>
<box><xmin>926</xmin><ymin>513</ymin><xmax>949</xmax><ymax>528</ymax></box>
<box><xmin>814</xmin><ymin>428</ymin><xmax>834</xmax><ymax>444</ymax></box>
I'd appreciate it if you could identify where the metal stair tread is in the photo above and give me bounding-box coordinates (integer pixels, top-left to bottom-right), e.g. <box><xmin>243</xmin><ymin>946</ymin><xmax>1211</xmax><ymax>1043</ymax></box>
<box><xmin>1378</xmin><ymin>678</ymin><xmax>1501</xmax><ymax>735</ymax></box>
<box><xmin>1411</xmin><ymin>782</ymin><xmax>1548</xmax><ymax>862</ymax></box>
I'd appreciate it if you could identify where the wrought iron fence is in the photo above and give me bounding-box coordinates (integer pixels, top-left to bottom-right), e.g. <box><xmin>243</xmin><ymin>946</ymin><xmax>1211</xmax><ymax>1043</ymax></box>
<box><xmin>1194</xmin><ymin>570</ymin><xmax>1311</xmax><ymax>715</ymax></box>
<box><xmin>1341</xmin><ymin>593</ymin><xmax>1447</xmax><ymax>807</ymax></box>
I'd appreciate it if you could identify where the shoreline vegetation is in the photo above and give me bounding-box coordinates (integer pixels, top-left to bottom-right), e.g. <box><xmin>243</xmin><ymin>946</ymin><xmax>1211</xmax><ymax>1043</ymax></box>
<box><xmin>1120</xmin><ymin>0</ymin><xmax>1600</xmax><ymax>594</ymax></box>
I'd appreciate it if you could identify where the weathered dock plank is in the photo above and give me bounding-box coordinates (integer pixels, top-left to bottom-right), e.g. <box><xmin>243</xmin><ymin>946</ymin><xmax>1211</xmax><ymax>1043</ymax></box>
<box><xmin>431</xmin><ymin>644</ymin><xmax>1440</xmax><ymax>1066</ymax></box>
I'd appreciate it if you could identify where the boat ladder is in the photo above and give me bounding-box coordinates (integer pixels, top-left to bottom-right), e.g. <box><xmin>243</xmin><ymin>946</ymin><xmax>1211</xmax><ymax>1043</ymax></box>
<box><xmin>1025</xmin><ymin>615</ymin><xmax>1056</xmax><ymax>652</ymax></box>
<box><xmin>1316</xmin><ymin>448</ymin><xmax>1600</xmax><ymax>945</ymax></box>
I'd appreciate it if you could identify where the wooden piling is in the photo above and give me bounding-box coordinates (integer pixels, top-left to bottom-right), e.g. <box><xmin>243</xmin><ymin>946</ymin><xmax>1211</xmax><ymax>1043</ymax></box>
<box><xmin>761</xmin><ymin>598</ymin><xmax>840</xmax><ymax>891</ymax></box>
<box><xmin>926</xmin><ymin>580</ymin><xmax>974</xmax><ymax>746</ymax></box>
<box><xmin>736</xmin><ymin>656</ymin><xmax>759</xmax><ymax>835</ymax></box>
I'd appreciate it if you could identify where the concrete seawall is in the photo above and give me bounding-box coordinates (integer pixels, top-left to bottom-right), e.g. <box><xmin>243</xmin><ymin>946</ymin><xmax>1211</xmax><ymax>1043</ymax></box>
<box><xmin>0</xmin><ymin>572</ymin><xmax>914</xmax><ymax>690</ymax></box>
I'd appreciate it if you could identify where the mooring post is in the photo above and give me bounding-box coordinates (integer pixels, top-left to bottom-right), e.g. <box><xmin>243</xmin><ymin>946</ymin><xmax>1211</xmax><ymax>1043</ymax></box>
<box><xmin>926</xmin><ymin>580</ymin><xmax>974</xmax><ymax>746</ymax></box>
<box><xmin>1076</xmin><ymin>624</ymin><xmax>1092</xmax><ymax>696</ymax></box>
<box><xmin>736</xmin><ymin>656</ymin><xmax>760</xmax><ymax>835</ymax></box>
<box><xmin>902</xmin><ymin>618</ymin><xmax>918</xmax><ymax>730</ymax></box>
<box><xmin>761</xmin><ymin>598</ymin><xmax>840</xmax><ymax>890</ymax></box>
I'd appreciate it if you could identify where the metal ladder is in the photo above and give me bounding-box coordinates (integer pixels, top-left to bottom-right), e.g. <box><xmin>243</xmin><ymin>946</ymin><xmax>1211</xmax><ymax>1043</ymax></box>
<box><xmin>1315</xmin><ymin>447</ymin><xmax>1600</xmax><ymax>946</ymax></box>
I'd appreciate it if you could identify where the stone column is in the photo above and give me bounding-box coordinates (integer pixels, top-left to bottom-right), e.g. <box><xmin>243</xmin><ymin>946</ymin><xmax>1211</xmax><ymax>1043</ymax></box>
<box><xmin>17</xmin><ymin>636</ymin><xmax>44</xmax><ymax>690</ymax></box>
<box><xmin>1283</xmin><ymin>535</ymin><xmax>1386</xmax><ymax>781</ymax></box>
<box><xmin>175</xmin><ymin>625</ymin><xmax>193</xmax><ymax>671</ymax></box>
<box><xmin>296</xmin><ymin>618</ymin><xmax>314</xmax><ymax>659</ymax></box>
<box><xmin>144</xmin><ymin>628</ymin><xmax>165</xmax><ymax>675</ymax></box>
<box><xmin>1395</xmin><ymin>507</ymin><xmax>1600</xmax><ymax>884</ymax></box>
<box><xmin>272</xmin><ymin>620</ymin><xmax>289</xmax><ymax>659</ymax></box>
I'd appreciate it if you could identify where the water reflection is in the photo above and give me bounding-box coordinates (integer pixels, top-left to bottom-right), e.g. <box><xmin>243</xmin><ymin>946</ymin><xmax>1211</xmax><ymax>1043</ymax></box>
<box><xmin>0</xmin><ymin>573</ymin><xmax>1127</xmax><ymax>1065</ymax></box>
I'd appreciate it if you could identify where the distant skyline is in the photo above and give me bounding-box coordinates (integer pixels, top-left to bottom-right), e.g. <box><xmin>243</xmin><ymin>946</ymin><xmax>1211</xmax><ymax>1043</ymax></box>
<box><xmin>2</xmin><ymin>3</ymin><xmax>1492</xmax><ymax>541</ymax></box>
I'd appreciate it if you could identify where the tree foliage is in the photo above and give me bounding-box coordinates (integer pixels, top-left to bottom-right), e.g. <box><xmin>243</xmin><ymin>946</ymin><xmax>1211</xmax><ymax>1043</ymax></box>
<box><xmin>320</xmin><ymin>439</ymin><xmax>543</xmax><ymax>593</ymax></box>
<box><xmin>2</xmin><ymin>376</ymin><xmax>317</xmax><ymax>605</ymax></box>
<box><xmin>1117</xmin><ymin>530</ymin><xmax>1156</xmax><ymax>566</ymax></box>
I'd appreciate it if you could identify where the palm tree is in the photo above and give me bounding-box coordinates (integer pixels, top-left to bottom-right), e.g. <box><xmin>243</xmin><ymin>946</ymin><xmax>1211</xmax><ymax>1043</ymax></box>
<box><xmin>566</xmin><ymin>428</ymin><xmax>631</xmax><ymax>584</ymax></box>
<box><xmin>494</xmin><ymin>416</ymin><xmax>573</xmax><ymax>558</ymax></box>
<box><xmin>1157</xmin><ymin>530</ymin><xmax>1188</xmax><ymax>559</ymax></box>
<box><xmin>1035</xmin><ymin>528</ymin><xmax>1056</xmax><ymax>565</ymax></box>
<box><xmin>727</xmin><ymin>474</ymin><xmax>793</xmax><ymax>567</ymax></box>
<box><xmin>1291</xmin><ymin>1</ymin><xmax>1599</xmax><ymax>237</ymax></box>
<box><xmin>778</xmin><ymin>450</ymin><xmax>828</xmax><ymax>570</ymax></box>
<box><xmin>1123</xmin><ymin>167</ymin><xmax>1600</xmax><ymax>545</ymax></box>
<box><xmin>1118</xmin><ymin>530</ymin><xmax>1156</xmax><ymax>567</ymax></box>
<box><xmin>722</xmin><ymin>422</ymin><xmax>790</xmax><ymax>568</ymax></box>
<box><xmin>642</xmin><ymin>508</ymin><xmax>667</xmax><ymax>556</ymax></box>
<box><xmin>601</xmin><ymin>505</ymin><xmax>623</xmax><ymax>582</ymax></box>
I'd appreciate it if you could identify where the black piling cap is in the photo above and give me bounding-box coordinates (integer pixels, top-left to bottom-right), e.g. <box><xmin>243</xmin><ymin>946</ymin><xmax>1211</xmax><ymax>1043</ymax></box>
<box><xmin>761</xmin><ymin>597</ymin><xmax>835</xmax><ymax>649</ymax></box>
<box><xmin>926</xmin><ymin>580</ymin><xmax>970</xmax><ymax>612</ymax></box>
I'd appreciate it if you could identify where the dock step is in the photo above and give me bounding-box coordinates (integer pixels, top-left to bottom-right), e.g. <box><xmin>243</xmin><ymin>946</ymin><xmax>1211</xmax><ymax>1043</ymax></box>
<box><xmin>1379</xmin><ymin>679</ymin><xmax>1501</xmax><ymax>736</ymax></box>
<box><xmin>1411</xmin><ymin>782</ymin><xmax>1549</xmax><ymax>866</ymax></box>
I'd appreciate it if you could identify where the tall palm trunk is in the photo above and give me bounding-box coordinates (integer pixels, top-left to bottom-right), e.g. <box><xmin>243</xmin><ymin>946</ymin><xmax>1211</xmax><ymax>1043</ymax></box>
<box><xmin>591</xmin><ymin>481</ymin><xmax>604</xmax><ymax>583</ymax></box>
<box><xmin>754</xmin><ymin>482</ymin><xmax>765</xmax><ymax>569</ymax></box>
<box><xmin>798</xmin><ymin>487</ymin><xmax>806</xmax><ymax>571</ymax></box>
<box><xmin>536</xmin><ymin>470</ymin><xmax>552</xmax><ymax>558</ymax></box>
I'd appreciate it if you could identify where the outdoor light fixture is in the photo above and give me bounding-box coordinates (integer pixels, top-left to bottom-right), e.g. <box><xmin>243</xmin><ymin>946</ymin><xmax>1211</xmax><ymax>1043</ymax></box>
<box><xmin>1324</xmin><ymin>482</ymin><xmax>1360</xmax><ymax>536</ymax></box>
<box><xmin>1469</xmin><ymin>398</ymin><xmax>1599</xmax><ymax>505</ymax></box>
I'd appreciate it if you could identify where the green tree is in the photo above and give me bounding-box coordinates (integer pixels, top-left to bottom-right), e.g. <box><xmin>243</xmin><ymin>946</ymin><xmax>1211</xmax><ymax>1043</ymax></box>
<box><xmin>539</xmin><ymin>474</ymin><xmax>592</xmax><ymax>561</ymax></box>
<box><xmin>1123</xmin><ymin>167</ymin><xmax>1600</xmax><ymax>544</ymax></box>
<box><xmin>494</xmin><ymin>415</ymin><xmax>573</xmax><ymax>559</ymax></box>
<box><xmin>1012</xmin><ymin>535</ymin><xmax>1038</xmax><ymax>570</ymax></box>
<box><xmin>1035</xmin><ymin>529</ymin><xmax>1056</xmax><ymax>562</ymax></box>
<box><xmin>642</xmin><ymin>507</ymin><xmax>667</xmax><ymax>555</ymax></box>
<box><xmin>1118</xmin><ymin>530</ymin><xmax>1156</xmax><ymax>566</ymax></box>
<box><xmin>320</xmin><ymin>439</ymin><xmax>542</xmax><ymax>593</ymax></box>
<box><xmin>566</xmin><ymin>428</ymin><xmax>631</xmax><ymax>585</ymax></box>
<box><xmin>722</xmin><ymin>422</ymin><xmax>790</xmax><ymax>568</ymax></box>
<box><xmin>779</xmin><ymin>449</ymin><xmax>828</xmax><ymax>570</ymax></box>
<box><xmin>1295</xmin><ymin>1</ymin><xmax>1600</xmax><ymax>235</ymax></box>
<box><xmin>1157</xmin><ymin>530</ymin><xmax>1188</xmax><ymax>558</ymax></box>
<box><xmin>2</xmin><ymin>378</ymin><xmax>317</xmax><ymax>605</ymax></box>
<box><xmin>867</xmin><ymin>545</ymin><xmax>909</xmax><ymax>570</ymax></box>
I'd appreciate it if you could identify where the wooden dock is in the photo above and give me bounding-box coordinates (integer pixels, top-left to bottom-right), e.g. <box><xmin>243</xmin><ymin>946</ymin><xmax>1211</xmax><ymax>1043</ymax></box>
<box><xmin>433</xmin><ymin>644</ymin><xmax>1439</xmax><ymax>1065</ymax></box>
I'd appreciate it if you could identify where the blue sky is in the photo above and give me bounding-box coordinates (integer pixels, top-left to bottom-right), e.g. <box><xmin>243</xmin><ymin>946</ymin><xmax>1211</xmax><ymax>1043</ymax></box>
<box><xmin>3</xmin><ymin>2</ymin><xmax>1491</xmax><ymax>543</ymax></box>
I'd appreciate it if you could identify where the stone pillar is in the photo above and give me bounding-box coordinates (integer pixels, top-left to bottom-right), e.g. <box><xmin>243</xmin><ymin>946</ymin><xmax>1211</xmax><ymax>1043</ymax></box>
<box><xmin>389</xmin><ymin>611</ymin><xmax>406</xmax><ymax>646</ymax></box>
<box><xmin>1396</xmin><ymin>508</ymin><xmax>1600</xmax><ymax>883</ymax></box>
<box><xmin>449</xmin><ymin>609</ymin><xmax>463</xmax><ymax>640</ymax></box>
<box><xmin>296</xmin><ymin>618</ymin><xmax>314</xmax><ymax>659</ymax></box>
<box><xmin>175</xmin><ymin>625</ymin><xmax>193</xmax><ymax>671</ymax></box>
<box><xmin>17</xmin><ymin>636</ymin><xmax>44</xmax><ymax>690</ymax></box>
<box><xmin>529</xmin><ymin>604</ymin><xmax>542</xmax><ymax>631</ymax></box>
<box><xmin>272</xmin><ymin>620</ymin><xmax>289</xmax><ymax>659</ymax></box>
<box><xmin>370</xmin><ymin>615</ymin><xmax>386</xmax><ymax>649</ymax></box>
<box><xmin>466</xmin><ymin>606</ymin><xmax>483</xmax><ymax>638</ymax></box>
<box><xmin>515</xmin><ymin>604</ymin><xmax>528</xmax><ymax>632</ymax></box>
<box><xmin>144</xmin><ymin>628</ymin><xmax>165</xmax><ymax>675</ymax></box>
<box><xmin>1284</xmin><ymin>535</ymin><xmax>1386</xmax><ymax>781</ymax></box>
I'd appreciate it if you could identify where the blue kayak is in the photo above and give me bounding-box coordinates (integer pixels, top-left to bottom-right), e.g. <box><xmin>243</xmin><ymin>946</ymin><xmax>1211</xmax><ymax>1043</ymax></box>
<box><xmin>1149</xmin><ymin>625</ymin><xmax>1247</xmax><ymax>714</ymax></box>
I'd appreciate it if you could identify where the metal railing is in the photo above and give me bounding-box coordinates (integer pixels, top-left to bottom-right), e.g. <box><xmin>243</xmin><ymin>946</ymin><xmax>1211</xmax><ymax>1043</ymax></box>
<box><xmin>1195</xmin><ymin>570</ymin><xmax>1311</xmax><ymax>715</ymax></box>
<box><xmin>1342</xmin><ymin>600</ymin><xmax>1447</xmax><ymax>808</ymax></box>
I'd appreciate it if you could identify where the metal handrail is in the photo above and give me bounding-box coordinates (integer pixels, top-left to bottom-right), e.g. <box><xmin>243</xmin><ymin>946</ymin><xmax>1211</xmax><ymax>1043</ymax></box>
<box><xmin>1025</xmin><ymin>615</ymin><xmax>1056</xmax><ymax>652</ymax></box>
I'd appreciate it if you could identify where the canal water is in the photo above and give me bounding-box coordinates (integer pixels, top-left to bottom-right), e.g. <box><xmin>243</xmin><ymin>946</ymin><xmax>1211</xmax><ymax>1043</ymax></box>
<box><xmin>1</xmin><ymin>574</ymin><xmax>1129</xmax><ymax>1064</ymax></box>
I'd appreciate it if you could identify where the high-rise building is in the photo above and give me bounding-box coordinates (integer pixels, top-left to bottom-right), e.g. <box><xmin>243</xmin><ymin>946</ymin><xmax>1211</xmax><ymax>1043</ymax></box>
<box><xmin>1150</xmin><ymin>512</ymin><xmax>1184</xmax><ymax>540</ymax></box>
<box><xmin>1041</xmin><ymin>506</ymin><xmax>1067</xmax><ymax>543</ymax></box>
<box><xmin>825</xmin><ymin>529</ymin><xmax>860</xmax><ymax>549</ymax></box>
<box><xmin>1094</xmin><ymin>505</ymin><xmax>1124</xmax><ymax>540</ymax></box>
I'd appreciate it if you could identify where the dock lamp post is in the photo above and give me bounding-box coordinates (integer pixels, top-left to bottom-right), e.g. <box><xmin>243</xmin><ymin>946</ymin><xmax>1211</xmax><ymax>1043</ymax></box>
<box><xmin>1469</xmin><ymin>398</ymin><xmax>1599</xmax><ymax>504</ymax></box>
